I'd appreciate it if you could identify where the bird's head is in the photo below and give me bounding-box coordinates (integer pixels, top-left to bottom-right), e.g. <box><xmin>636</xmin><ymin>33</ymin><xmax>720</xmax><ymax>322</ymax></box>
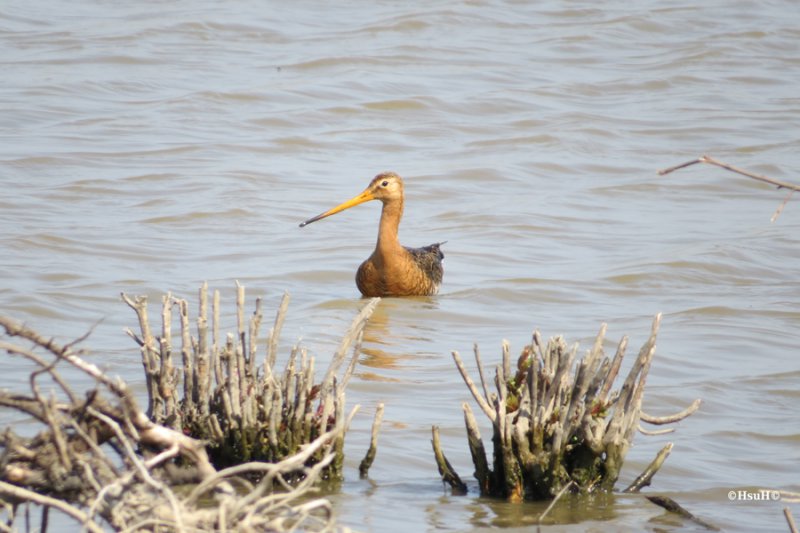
<box><xmin>299</xmin><ymin>171</ymin><xmax>405</xmax><ymax>227</ymax></box>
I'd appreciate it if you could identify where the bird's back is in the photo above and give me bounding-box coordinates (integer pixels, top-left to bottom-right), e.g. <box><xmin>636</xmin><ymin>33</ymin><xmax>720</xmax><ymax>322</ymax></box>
<box><xmin>405</xmin><ymin>242</ymin><xmax>444</xmax><ymax>290</ymax></box>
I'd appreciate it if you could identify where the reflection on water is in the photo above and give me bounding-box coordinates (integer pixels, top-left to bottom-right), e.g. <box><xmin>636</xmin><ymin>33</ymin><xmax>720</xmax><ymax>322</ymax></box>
<box><xmin>360</xmin><ymin>297</ymin><xmax>441</xmax><ymax>372</ymax></box>
<box><xmin>476</xmin><ymin>492</ymin><xmax>619</xmax><ymax>528</ymax></box>
<box><xmin>2</xmin><ymin>1</ymin><xmax>800</xmax><ymax>531</ymax></box>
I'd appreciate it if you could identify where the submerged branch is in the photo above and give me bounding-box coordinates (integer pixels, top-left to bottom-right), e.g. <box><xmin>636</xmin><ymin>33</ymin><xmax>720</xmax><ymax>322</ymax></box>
<box><xmin>537</xmin><ymin>480</ymin><xmax>574</xmax><ymax>527</ymax></box>
<box><xmin>646</xmin><ymin>495</ymin><xmax>720</xmax><ymax>531</ymax></box>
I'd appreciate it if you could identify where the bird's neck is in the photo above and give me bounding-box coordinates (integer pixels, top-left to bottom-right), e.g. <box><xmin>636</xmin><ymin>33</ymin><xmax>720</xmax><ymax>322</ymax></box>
<box><xmin>376</xmin><ymin>199</ymin><xmax>404</xmax><ymax>254</ymax></box>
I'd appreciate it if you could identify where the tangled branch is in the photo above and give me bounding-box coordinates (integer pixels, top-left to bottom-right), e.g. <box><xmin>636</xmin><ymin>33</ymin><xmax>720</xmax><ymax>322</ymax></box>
<box><xmin>0</xmin><ymin>316</ymin><xmax>345</xmax><ymax>532</ymax></box>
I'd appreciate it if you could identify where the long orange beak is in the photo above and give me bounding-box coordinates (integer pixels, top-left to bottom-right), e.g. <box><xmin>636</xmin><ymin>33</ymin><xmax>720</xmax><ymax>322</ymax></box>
<box><xmin>299</xmin><ymin>188</ymin><xmax>376</xmax><ymax>227</ymax></box>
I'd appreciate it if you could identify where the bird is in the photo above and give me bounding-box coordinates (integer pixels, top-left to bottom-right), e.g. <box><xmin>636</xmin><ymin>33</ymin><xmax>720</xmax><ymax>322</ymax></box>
<box><xmin>299</xmin><ymin>172</ymin><xmax>444</xmax><ymax>297</ymax></box>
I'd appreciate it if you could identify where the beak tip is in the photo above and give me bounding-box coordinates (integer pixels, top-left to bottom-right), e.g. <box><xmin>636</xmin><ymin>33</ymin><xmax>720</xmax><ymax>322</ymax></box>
<box><xmin>299</xmin><ymin>217</ymin><xmax>317</xmax><ymax>227</ymax></box>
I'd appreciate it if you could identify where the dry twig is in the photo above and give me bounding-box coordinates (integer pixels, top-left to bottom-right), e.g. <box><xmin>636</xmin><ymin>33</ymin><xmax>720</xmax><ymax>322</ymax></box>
<box><xmin>640</xmin><ymin>399</ymin><xmax>702</xmax><ymax>425</ymax></box>
<box><xmin>658</xmin><ymin>154</ymin><xmax>799</xmax><ymax>221</ymax></box>
<box><xmin>537</xmin><ymin>480</ymin><xmax>574</xmax><ymax>530</ymax></box>
<box><xmin>785</xmin><ymin>507</ymin><xmax>798</xmax><ymax>533</ymax></box>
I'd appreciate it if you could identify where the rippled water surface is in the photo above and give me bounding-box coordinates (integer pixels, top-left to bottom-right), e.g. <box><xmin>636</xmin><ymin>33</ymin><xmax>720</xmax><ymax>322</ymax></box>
<box><xmin>2</xmin><ymin>1</ymin><xmax>799</xmax><ymax>531</ymax></box>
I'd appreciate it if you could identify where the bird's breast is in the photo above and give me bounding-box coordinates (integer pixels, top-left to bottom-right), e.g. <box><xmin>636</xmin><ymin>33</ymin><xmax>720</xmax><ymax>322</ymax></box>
<box><xmin>355</xmin><ymin>245</ymin><xmax>442</xmax><ymax>297</ymax></box>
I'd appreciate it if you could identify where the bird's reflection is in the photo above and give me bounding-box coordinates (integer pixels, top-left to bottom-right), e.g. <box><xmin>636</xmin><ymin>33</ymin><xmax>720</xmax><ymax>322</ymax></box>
<box><xmin>358</xmin><ymin>296</ymin><xmax>440</xmax><ymax>375</ymax></box>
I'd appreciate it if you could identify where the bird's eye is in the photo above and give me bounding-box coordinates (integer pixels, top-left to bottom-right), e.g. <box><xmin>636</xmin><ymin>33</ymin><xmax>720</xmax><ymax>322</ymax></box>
<box><xmin>381</xmin><ymin>180</ymin><xmax>389</xmax><ymax>187</ymax></box>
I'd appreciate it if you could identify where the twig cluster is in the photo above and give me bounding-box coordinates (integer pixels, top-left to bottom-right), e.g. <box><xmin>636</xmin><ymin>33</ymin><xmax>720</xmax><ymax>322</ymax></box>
<box><xmin>0</xmin><ymin>316</ymin><xmax>346</xmax><ymax>532</ymax></box>
<box><xmin>122</xmin><ymin>283</ymin><xmax>380</xmax><ymax>476</ymax></box>
<box><xmin>433</xmin><ymin>314</ymin><xmax>701</xmax><ymax>501</ymax></box>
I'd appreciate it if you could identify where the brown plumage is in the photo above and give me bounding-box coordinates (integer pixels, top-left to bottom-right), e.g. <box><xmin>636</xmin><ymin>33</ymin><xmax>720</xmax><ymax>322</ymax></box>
<box><xmin>299</xmin><ymin>172</ymin><xmax>444</xmax><ymax>297</ymax></box>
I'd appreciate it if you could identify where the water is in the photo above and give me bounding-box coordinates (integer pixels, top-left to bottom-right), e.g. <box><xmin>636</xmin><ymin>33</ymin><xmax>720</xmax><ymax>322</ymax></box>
<box><xmin>2</xmin><ymin>1</ymin><xmax>799</xmax><ymax>531</ymax></box>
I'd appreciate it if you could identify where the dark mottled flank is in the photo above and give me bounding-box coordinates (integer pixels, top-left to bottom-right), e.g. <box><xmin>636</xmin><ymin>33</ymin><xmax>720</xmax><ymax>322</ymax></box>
<box><xmin>405</xmin><ymin>242</ymin><xmax>444</xmax><ymax>288</ymax></box>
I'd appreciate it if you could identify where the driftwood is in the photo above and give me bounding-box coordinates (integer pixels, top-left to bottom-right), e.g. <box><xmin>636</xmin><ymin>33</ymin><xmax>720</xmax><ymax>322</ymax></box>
<box><xmin>122</xmin><ymin>283</ymin><xmax>382</xmax><ymax>478</ymax></box>
<box><xmin>0</xmin><ymin>316</ymin><xmax>345</xmax><ymax>532</ymax></box>
<box><xmin>434</xmin><ymin>314</ymin><xmax>701</xmax><ymax>501</ymax></box>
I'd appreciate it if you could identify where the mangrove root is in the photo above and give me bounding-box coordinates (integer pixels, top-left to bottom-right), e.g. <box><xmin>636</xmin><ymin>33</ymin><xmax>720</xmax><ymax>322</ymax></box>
<box><xmin>122</xmin><ymin>282</ymin><xmax>380</xmax><ymax>477</ymax></box>
<box><xmin>431</xmin><ymin>426</ymin><xmax>468</xmax><ymax>495</ymax></box>
<box><xmin>438</xmin><ymin>314</ymin><xmax>700</xmax><ymax>501</ymax></box>
<box><xmin>359</xmin><ymin>403</ymin><xmax>385</xmax><ymax>478</ymax></box>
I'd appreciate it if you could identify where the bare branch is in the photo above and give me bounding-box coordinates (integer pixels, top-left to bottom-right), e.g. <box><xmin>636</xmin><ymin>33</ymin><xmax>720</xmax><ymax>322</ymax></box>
<box><xmin>641</xmin><ymin>398</ymin><xmax>702</xmax><ymax>425</ymax></box>
<box><xmin>658</xmin><ymin>155</ymin><xmax>800</xmax><ymax>221</ymax></box>
<box><xmin>637</xmin><ymin>424</ymin><xmax>674</xmax><ymax>436</ymax></box>
<box><xmin>451</xmin><ymin>350</ymin><xmax>496</xmax><ymax>422</ymax></box>
<box><xmin>659</xmin><ymin>155</ymin><xmax>800</xmax><ymax>192</ymax></box>
<box><xmin>359</xmin><ymin>403</ymin><xmax>385</xmax><ymax>478</ymax></box>
<box><xmin>538</xmin><ymin>480</ymin><xmax>574</xmax><ymax>525</ymax></box>
<box><xmin>0</xmin><ymin>481</ymin><xmax>105</xmax><ymax>533</ymax></box>
<box><xmin>785</xmin><ymin>507</ymin><xmax>798</xmax><ymax>533</ymax></box>
<box><xmin>431</xmin><ymin>426</ymin><xmax>467</xmax><ymax>495</ymax></box>
<box><xmin>623</xmin><ymin>442</ymin><xmax>673</xmax><ymax>493</ymax></box>
<box><xmin>646</xmin><ymin>495</ymin><xmax>720</xmax><ymax>531</ymax></box>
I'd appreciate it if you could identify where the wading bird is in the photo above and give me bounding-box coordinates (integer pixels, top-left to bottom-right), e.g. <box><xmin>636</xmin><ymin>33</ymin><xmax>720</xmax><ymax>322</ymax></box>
<box><xmin>299</xmin><ymin>172</ymin><xmax>444</xmax><ymax>297</ymax></box>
